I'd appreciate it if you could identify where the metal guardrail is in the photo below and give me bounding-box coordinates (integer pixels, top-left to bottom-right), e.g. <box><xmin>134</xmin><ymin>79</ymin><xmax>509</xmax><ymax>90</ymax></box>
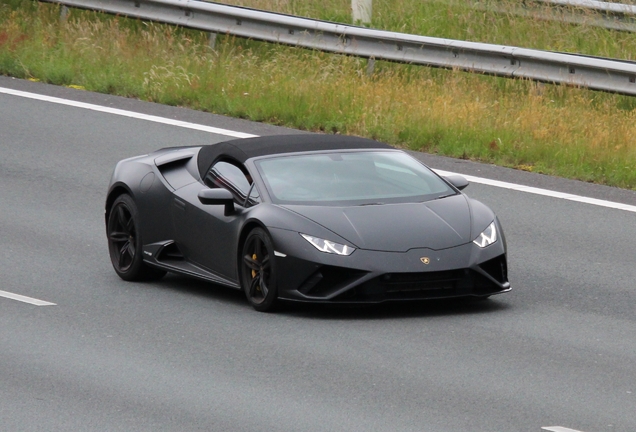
<box><xmin>538</xmin><ymin>0</ymin><xmax>636</xmax><ymax>16</ymax></box>
<box><xmin>43</xmin><ymin>0</ymin><xmax>636</xmax><ymax>96</ymax></box>
<box><xmin>476</xmin><ymin>0</ymin><xmax>636</xmax><ymax>32</ymax></box>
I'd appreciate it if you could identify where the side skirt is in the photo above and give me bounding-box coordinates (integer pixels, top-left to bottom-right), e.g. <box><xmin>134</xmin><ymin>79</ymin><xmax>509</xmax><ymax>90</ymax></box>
<box><xmin>143</xmin><ymin>240</ymin><xmax>241</xmax><ymax>290</ymax></box>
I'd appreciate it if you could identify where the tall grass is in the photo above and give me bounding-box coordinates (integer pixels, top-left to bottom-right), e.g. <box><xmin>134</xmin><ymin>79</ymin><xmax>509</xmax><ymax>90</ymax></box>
<box><xmin>1</xmin><ymin>0</ymin><xmax>635</xmax><ymax>189</ymax></box>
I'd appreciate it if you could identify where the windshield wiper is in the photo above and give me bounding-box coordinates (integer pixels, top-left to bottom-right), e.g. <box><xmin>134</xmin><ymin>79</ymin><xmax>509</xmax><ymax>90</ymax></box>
<box><xmin>432</xmin><ymin>193</ymin><xmax>456</xmax><ymax>200</ymax></box>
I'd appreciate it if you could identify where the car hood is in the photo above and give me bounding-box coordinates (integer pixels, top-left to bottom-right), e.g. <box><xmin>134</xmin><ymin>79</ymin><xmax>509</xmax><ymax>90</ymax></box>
<box><xmin>282</xmin><ymin>194</ymin><xmax>473</xmax><ymax>252</ymax></box>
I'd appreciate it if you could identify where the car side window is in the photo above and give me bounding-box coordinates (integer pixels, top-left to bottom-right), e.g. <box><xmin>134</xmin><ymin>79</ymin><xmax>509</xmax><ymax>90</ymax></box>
<box><xmin>205</xmin><ymin>161</ymin><xmax>260</xmax><ymax>207</ymax></box>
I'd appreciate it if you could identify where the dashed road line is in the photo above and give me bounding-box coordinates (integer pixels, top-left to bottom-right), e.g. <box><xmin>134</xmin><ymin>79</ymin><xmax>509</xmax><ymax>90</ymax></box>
<box><xmin>0</xmin><ymin>289</ymin><xmax>57</xmax><ymax>306</ymax></box>
<box><xmin>542</xmin><ymin>427</ymin><xmax>586</xmax><ymax>432</ymax></box>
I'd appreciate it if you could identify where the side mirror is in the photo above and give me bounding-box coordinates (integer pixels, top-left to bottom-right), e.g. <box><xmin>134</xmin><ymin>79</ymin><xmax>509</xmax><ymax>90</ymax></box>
<box><xmin>444</xmin><ymin>175</ymin><xmax>469</xmax><ymax>191</ymax></box>
<box><xmin>198</xmin><ymin>188</ymin><xmax>235</xmax><ymax>216</ymax></box>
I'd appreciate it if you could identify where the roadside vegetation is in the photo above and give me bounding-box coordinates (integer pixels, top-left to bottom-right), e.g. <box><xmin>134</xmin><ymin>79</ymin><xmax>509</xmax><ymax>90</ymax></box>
<box><xmin>1</xmin><ymin>0</ymin><xmax>635</xmax><ymax>189</ymax></box>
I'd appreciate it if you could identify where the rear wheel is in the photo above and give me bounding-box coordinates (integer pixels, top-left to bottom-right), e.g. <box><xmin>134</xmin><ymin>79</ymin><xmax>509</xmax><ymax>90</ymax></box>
<box><xmin>107</xmin><ymin>194</ymin><xmax>166</xmax><ymax>281</ymax></box>
<box><xmin>240</xmin><ymin>228</ymin><xmax>278</xmax><ymax>312</ymax></box>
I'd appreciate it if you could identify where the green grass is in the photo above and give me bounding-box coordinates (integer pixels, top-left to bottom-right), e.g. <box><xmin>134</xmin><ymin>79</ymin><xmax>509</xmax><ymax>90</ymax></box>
<box><xmin>1</xmin><ymin>0</ymin><xmax>636</xmax><ymax>189</ymax></box>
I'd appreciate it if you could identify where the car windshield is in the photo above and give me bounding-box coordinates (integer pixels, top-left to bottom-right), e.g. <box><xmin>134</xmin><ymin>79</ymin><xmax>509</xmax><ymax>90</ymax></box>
<box><xmin>255</xmin><ymin>151</ymin><xmax>456</xmax><ymax>206</ymax></box>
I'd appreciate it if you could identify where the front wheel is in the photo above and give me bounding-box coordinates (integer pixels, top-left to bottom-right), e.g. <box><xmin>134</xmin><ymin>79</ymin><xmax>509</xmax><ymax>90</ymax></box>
<box><xmin>240</xmin><ymin>228</ymin><xmax>278</xmax><ymax>312</ymax></box>
<box><xmin>107</xmin><ymin>194</ymin><xmax>166</xmax><ymax>281</ymax></box>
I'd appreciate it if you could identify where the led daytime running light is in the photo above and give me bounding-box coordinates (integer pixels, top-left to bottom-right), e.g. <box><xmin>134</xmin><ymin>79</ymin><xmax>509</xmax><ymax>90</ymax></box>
<box><xmin>301</xmin><ymin>234</ymin><xmax>355</xmax><ymax>256</ymax></box>
<box><xmin>473</xmin><ymin>222</ymin><xmax>497</xmax><ymax>248</ymax></box>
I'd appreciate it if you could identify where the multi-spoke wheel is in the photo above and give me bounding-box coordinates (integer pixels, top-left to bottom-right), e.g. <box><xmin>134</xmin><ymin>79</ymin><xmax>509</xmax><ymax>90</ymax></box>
<box><xmin>240</xmin><ymin>228</ymin><xmax>278</xmax><ymax>312</ymax></box>
<box><xmin>107</xmin><ymin>194</ymin><xmax>165</xmax><ymax>281</ymax></box>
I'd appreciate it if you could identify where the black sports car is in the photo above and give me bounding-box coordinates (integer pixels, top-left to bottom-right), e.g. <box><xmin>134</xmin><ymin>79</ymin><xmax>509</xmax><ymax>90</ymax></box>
<box><xmin>106</xmin><ymin>134</ymin><xmax>510</xmax><ymax>311</ymax></box>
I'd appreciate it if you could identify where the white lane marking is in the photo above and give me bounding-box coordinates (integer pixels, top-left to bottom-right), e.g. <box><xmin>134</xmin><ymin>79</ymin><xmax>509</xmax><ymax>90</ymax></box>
<box><xmin>2</xmin><ymin>86</ymin><xmax>634</xmax><ymax>213</ymax></box>
<box><xmin>0</xmin><ymin>289</ymin><xmax>57</xmax><ymax>306</ymax></box>
<box><xmin>542</xmin><ymin>427</ymin><xmax>586</xmax><ymax>432</ymax></box>
<box><xmin>435</xmin><ymin>169</ymin><xmax>636</xmax><ymax>213</ymax></box>
<box><xmin>0</xmin><ymin>87</ymin><xmax>257</xmax><ymax>139</ymax></box>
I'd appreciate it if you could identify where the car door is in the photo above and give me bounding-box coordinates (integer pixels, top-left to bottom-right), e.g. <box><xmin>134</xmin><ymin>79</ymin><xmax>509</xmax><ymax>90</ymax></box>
<box><xmin>171</xmin><ymin>160</ymin><xmax>257</xmax><ymax>280</ymax></box>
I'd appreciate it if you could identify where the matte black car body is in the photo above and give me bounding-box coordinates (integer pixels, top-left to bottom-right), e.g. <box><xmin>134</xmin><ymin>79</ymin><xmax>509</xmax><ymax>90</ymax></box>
<box><xmin>106</xmin><ymin>135</ymin><xmax>510</xmax><ymax>309</ymax></box>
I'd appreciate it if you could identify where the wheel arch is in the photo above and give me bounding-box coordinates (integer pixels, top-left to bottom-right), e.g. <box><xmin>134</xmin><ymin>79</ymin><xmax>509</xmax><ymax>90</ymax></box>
<box><xmin>105</xmin><ymin>183</ymin><xmax>135</xmax><ymax>229</ymax></box>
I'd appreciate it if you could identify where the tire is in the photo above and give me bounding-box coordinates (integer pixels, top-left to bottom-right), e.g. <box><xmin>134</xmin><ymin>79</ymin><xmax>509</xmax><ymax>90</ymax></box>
<box><xmin>240</xmin><ymin>228</ymin><xmax>278</xmax><ymax>312</ymax></box>
<box><xmin>107</xmin><ymin>194</ymin><xmax>166</xmax><ymax>281</ymax></box>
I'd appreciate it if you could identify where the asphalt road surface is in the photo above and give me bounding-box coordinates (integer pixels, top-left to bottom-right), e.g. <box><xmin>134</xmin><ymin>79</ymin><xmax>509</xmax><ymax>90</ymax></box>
<box><xmin>1</xmin><ymin>76</ymin><xmax>635</xmax><ymax>432</ymax></box>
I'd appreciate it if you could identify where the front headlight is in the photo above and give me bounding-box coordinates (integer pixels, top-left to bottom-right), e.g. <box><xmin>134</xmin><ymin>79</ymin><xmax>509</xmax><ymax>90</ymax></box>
<box><xmin>300</xmin><ymin>234</ymin><xmax>355</xmax><ymax>256</ymax></box>
<box><xmin>473</xmin><ymin>221</ymin><xmax>497</xmax><ymax>248</ymax></box>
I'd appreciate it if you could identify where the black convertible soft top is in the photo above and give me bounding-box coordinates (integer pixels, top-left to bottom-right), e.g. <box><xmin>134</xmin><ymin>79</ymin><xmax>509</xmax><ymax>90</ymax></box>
<box><xmin>197</xmin><ymin>134</ymin><xmax>393</xmax><ymax>179</ymax></box>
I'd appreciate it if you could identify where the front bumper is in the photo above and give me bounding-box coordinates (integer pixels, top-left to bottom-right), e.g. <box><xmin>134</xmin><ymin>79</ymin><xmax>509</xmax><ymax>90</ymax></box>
<box><xmin>270</xmin><ymin>228</ymin><xmax>510</xmax><ymax>303</ymax></box>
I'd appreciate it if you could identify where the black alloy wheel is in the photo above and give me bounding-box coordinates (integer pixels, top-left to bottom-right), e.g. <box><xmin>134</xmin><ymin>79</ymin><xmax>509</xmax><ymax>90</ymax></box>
<box><xmin>241</xmin><ymin>228</ymin><xmax>278</xmax><ymax>312</ymax></box>
<box><xmin>107</xmin><ymin>194</ymin><xmax>165</xmax><ymax>281</ymax></box>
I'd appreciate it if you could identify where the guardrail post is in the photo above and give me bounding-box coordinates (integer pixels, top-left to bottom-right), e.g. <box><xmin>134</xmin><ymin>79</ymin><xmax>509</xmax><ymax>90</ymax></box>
<box><xmin>366</xmin><ymin>57</ymin><xmax>376</xmax><ymax>76</ymax></box>
<box><xmin>60</xmin><ymin>4</ymin><xmax>69</xmax><ymax>20</ymax></box>
<box><xmin>352</xmin><ymin>0</ymin><xmax>372</xmax><ymax>25</ymax></box>
<box><xmin>208</xmin><ymin>32</ymin><xmax>217</xmax><ymax>50</ymax></box>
